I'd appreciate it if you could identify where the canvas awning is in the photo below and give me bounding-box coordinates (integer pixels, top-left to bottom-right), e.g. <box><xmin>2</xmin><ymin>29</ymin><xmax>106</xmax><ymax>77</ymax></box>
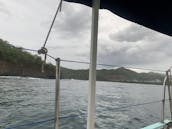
<box><xmin>65</xmin><ymin>0</ymin><xmax>172</xmax><ymax>37</ymax></box>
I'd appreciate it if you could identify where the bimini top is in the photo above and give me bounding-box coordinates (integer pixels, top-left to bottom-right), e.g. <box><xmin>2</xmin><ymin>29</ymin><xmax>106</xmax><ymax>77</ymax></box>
<box><xmin>65</xmin><ymin>0</ymin><xmax>172</xmax><ymax>37</ymax></box>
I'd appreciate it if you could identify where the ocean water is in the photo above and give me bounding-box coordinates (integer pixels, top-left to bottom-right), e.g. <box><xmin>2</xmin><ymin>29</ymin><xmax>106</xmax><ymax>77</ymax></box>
<box><xmin>0</xmin><ymin>76</ymin><xmax>170</xmax><ymax>129</ymax></box>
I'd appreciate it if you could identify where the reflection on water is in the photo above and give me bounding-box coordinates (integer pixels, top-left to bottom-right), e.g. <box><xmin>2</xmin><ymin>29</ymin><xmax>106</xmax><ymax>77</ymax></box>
<box><xmin>0</xmin><ymin>76</ymin><xmax>170</xmax><ymax>129</ymax></box>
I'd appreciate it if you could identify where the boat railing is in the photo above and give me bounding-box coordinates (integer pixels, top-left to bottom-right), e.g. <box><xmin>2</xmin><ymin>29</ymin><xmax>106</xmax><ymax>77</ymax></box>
<box><xmin>3</xmin><ymin>47</ymin><xmax>172</xmax><ymax>129</ymax></box>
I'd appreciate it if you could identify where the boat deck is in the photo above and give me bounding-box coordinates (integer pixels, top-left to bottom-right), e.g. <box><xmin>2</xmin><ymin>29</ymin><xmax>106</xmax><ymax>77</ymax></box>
<box><xmin>141</xmin><ymin>120</ymin><xmax>170</xmax><ymax>129</ymax></box>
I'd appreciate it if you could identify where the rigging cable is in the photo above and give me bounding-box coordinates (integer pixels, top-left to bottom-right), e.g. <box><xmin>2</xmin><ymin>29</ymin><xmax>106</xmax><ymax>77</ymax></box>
<box><xmin>38</xmin><ymin>0</ymin><xmax>63</xmax><ymax>72</ymax></box>
<box><xmin>43</xmin><ymin>0</ymin><xmax>63</xmax><ymax>48</ymax></box>
<box><xmin>21</xmin><ymin>47</ymin><xmax>166</xmax><ymax>73</ymax></box>
<box><xmin>4</xmin><ymin>99</ymin><xmax>168</xmax><ymax>129</ymax></box>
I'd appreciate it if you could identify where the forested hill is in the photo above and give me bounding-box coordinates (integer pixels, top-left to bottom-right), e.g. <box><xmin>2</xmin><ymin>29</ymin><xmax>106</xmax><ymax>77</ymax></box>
<box><xmin>61</xmin><ymin>67</ymin><xmax>164</xmax><ymax>84</ymax></box>
<box><xmin>0</xmin><ymin>39</ymin><xmax>56</xmax><ymax>78</ymax></box>
<box><xmin>0</xmin><ymin>39</ymin><xmax>165</xmax><ymax>84</ymax></box>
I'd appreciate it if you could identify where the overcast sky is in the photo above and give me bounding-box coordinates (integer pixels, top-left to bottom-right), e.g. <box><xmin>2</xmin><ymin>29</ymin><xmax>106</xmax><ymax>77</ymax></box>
<box><xmin>0</xmin><ymin>0</ymin><xmax>172</xmax><ymax>72</ymax></box>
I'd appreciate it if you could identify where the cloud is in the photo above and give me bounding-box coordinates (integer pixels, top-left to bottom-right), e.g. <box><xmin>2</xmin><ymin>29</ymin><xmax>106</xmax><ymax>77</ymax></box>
<box><xmin>52</xmin><ymin>2</ymin><xmax>91</xmax><ymax>39</ymax></box>
<box><xmin>0</xmin><ymin>1</ymin><xmax>11</xmax><ymax>15</ymax></box>
<box><xmin>1</xmin><ymin>0</ymin><xmax>172</xmax><ymax>70</ymax></box>
<box><xmin>95</xmin><ymin>24</ymin><xmax>172</xmax><ymax>69</ymax></box>
<box><xmin>98</xmin><ymin>42</ymin><xmax>166</xmax><ymax>66</ymax></box>
<box><xmin>109</xmin><ymin>24</ymin><xmax>155</xmax><ymax>42</ymax></box>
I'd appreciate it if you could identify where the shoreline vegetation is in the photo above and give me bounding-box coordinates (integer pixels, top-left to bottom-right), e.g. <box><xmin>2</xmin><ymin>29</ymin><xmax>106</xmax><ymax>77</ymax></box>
<box><xmin>0</xmin><ymin>75</ymin><xmax>163</xmax><ymax>86</ymax></box>
<box><xmin>0</xmin><ymin>38</ymin><xmax>164</xmax><ymax>85</ymax></box>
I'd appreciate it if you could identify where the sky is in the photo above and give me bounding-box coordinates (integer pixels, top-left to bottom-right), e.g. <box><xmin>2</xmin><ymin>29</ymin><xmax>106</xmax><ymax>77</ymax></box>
<box><xmin>0</xmin><ymin>0</ymin><xmax>172</xmax><ymax>72</ymax></box>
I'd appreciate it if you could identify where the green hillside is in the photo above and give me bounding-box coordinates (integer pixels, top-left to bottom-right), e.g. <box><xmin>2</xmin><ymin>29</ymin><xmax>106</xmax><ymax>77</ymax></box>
<box><xmin>0</xmin><ymin>38</ymin><xmax>165</xmax><ymax>84</ymax></box>
<box><xmin>0</xmin><ymin>39</ymin><xmax>55</xmax><ymax>78</ymax></box>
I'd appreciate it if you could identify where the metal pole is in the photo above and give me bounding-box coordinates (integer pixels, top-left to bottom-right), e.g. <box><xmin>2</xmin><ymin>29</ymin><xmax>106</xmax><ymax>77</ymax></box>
<box><xmin>87</xmin><ymin>0</ymin><xmax>100</xmax><ymax>129</ymax></box>
<box><xmin>161</xmin><ymin>75</ymin><xmax>167</xmax><ymax>122</ymax></box>
<box><xmin>54</xmin><ymin>58</ymin><xmax>61</xmax><ymax>129</ymax></box>
<box><xmin>170</xmin><ymin>69</ymin><xmax>172</xmax><ymax>119</ymax></box>
<box><xmin>166</xmin><ymin>70</ymin><xmax>172</xmax><ymax>120</ymax></box>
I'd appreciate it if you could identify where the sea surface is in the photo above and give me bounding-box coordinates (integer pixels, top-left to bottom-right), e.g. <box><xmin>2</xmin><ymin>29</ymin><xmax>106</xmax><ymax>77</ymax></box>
<box><xmin>0</xmin><ymin>76</ymin><xmax>170</xmax><ymax>129</ymax></box>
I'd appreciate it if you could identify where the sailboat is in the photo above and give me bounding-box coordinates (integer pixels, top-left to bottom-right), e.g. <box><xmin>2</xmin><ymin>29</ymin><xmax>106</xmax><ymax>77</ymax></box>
<box><xmin>60</xmin><ymin>0</ymin><xmax>172</xmax><ymax>129</ymax></box>
<box><xmin>4</xmin><ymin>0</ymin><xmax>172</xmax><ymax>129</ymax></box>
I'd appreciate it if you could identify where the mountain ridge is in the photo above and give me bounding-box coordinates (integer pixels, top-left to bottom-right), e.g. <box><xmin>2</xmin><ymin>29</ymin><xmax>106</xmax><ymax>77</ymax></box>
<box><xmin>0</xmin><ymin>38</ymin><xmax>165</xmax><ymax>84</ymax></box>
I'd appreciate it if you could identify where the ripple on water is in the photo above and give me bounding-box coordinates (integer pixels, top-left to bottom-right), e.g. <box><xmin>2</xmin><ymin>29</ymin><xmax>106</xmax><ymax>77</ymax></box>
<box><xmin>0</xmin><ymin>77</ymin><xmax>167</xmax><ymax>129</ymax></box>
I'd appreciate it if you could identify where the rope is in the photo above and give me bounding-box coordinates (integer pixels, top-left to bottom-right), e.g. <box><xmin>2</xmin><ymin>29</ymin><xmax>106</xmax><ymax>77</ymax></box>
<box><xmin>112</xmin><ymin>100</ymin><xmax>163</xmax><ymax>111</ymax></box>
<box><xmin>4</xmin><ymin>99</ymin><xmax>166</xmax><ymax>129</ymax></box>
<box><xmin>4</xmin><ymin>114</ymin><xmax>80</xmax><ymax>129</ymax></box>
<box><xmin>47</xmin><ymin>53</ymin><xmax>56</xmax><ymax>60</ymax></box>
<box><xmin>47</xmin><ymin>53</ymin><xmax>166</xmax><ymax>73</ymax></box>
<box><xmin>47</xmin><ymin>53</ymin><xmax>165</xmax><ymax>73</ymax></box>
<box><xmin>61</xmin><ymin>59</ymin><xmax>165</xmax><ymax>73</ymax></box>
<box><xmin>35</xmin><ymin>0</ymin><xmax>63</xmax><ymax>72</ymax></box>
<box><xmin>43</xmin><ymin>0</ymin><xmax>63</xmax><ymax>48</ymax></box>
<box><xmin>37</xmin><ymin>47</ymin><xmax>48</xmax><ymax>72</ymax></box>
<box><xmin>5</xmin><ymin>118</ymin><xmax>54</xmax><ymax>129</ymax></box>
<box><xmin>21</xmin><ymin>47</ymin><xmax>166</xmax><ymax>73</ymax></box>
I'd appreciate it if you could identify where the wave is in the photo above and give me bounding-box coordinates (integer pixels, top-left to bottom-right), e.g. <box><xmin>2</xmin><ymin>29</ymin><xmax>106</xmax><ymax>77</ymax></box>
<box><xmin>0</xmin><ymin>76</ymin><xmax>41</xmax><ymax>80</ymax></box>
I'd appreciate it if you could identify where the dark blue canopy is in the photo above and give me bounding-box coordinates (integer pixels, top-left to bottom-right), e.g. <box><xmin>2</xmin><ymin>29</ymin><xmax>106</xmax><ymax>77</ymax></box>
<box><xmin>65</xmin><ymin>0</ymin><xmax>172</xmax><ymax>37</ymax></box>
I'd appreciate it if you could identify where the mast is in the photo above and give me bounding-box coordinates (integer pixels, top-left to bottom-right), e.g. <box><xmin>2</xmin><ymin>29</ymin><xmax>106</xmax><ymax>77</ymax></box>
<box><xmin>87</xmin><ymin>0</ymin><xmax>100</xmax><ymax>129</ymax></box>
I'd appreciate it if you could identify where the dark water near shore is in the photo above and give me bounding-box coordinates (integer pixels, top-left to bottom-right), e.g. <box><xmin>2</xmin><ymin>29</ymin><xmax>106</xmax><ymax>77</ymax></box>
<box><xmin>0</xmin><ymin>76</ymin><xmax>170</xmax><ymax>129</ymax></box>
